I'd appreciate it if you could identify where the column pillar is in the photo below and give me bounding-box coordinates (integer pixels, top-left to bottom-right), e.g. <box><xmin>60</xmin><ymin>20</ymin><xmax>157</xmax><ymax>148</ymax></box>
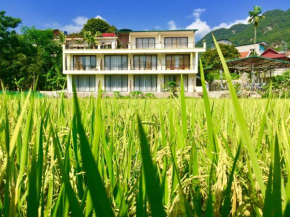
<box><xmin>158</xmin><ymin>54</ymin><xmax>162</xmax><ymax>70</ymax></box>
<box><xmin>128</xmin><ymin>54</ymin><xmax>132</xmax><ymax>70</ymax></box>
<box><xmin>67</xmin><ymin>54</ymin><xmax>71</xmax><ymax>71</ymax></box>
<box><xmin>157</xmin><ymin>74</ymin><xmax>163</xmax><ymax>93</ymax></box>
<box><xmin>128</xmin><ymin>34</ymin><xmax>131</xmax><ymax>49</ymax></box>
<box><xmin>62</xmin><ymin>44</ymin><xmax>66</xmax><ymax>72</ymax></box>
<box><xmin>67</xmin><ymin>74</ymin><xmax>72</xmax><ymax>92</ymax></box>
<box><xmin>190</xmin><ymin>53</ymin><xmax>193</xmax><ymax>70</ymax></box>
<box><xmin>128</xmin><ymin>74</ymin><xmax>133</xmax><ymax>93</ymax></box>
<box><xmin>188</xmin><ymin>74</ymin><xmax>195</xmax><ymax>92</ymax></box>
<box><xmin>195</xmin><ymin>52</ymin><xmax>198</xmax><ymax>72</ymax></box>
<box><xmin>95</xmin><ymin>75</ymin><xmax>103</xmax><ymax>92</ymax></box>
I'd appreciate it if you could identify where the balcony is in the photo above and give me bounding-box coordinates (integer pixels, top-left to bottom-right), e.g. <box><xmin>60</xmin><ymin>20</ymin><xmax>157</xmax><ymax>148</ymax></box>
<box><xmin>66</xmin><ymin>64</ymin><xmax>193</xmax><ymax>73</ymax></box>
<box><xmin>64</xmin><ymin>42</ymin><xmax>196</xmax><ymax>50</ymax></box>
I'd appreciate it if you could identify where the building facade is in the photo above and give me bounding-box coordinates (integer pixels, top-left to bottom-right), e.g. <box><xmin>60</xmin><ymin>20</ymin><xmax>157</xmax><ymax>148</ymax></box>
<box><xmin>63</xmin><ymin>29</ymin><xmax>206</xmax><ymax>95</ymax></box>
<box><xmin>235</xmin><ymin>42</ymin><xmax>268</xmax><ymax>55</ymax></box>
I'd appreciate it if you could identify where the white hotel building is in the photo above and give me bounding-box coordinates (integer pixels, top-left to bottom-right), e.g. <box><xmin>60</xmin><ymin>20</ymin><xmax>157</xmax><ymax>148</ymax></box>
<box><xmin>63</xmin><ymin>29</ymin><xmax>206</xmax><ymax>96</ymax></box>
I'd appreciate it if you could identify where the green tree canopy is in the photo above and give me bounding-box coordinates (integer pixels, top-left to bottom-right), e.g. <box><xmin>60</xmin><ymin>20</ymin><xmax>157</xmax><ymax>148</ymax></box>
<box><xmin>200</xmin><ymin>44</ymin><xmax>240</xmax><ymax>68</ymax></box>
<box><xmin>0</xmin><ymin>11</ymin><xmax>22</xmax><ymax>89</ymax></box>
<box><xmin>81</xmin><ymin>18</ymin><xmax>116</xmax><ymax>35</ymax></box>
<box><xmin>0</xmin><ymin>11</ymin><xmax>65</xmax><ymax>91</ymax></box>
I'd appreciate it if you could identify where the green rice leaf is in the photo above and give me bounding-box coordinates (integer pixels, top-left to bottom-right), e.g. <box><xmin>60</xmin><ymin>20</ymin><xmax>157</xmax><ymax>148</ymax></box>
<box><xmin>72</xmin><ymin>84</ymin><xmax>115</xmax><ymax>217</ymax></box>
<box><xmin>137</xmin><ymin>116</ymin><xmax>166</xmax><ymax>217</ymax></box>
<box><xmin>213</xmin><ymin>34</ymin><xmax>265</xmax><ymax>197</ymax></box>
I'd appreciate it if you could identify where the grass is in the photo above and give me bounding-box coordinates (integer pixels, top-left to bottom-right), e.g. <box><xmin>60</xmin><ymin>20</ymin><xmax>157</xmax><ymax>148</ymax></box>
<box><xmin>0</xmin><ymin>41</ymin><xmax>288</xmax><ymax>216</ymax></box>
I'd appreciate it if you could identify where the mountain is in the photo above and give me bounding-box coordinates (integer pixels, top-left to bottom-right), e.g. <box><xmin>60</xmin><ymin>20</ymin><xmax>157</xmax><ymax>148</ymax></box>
<box><xmin>196</xmin><ymin>9</ymin><xmax>290</xmax><ymax>50</ymax></box>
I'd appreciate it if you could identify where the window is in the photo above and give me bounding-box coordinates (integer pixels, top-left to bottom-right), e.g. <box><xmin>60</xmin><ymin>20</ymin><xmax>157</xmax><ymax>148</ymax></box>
<box><xmin>133</xmin><ymin>55</ymin><xmax>157</xmax><ymax>70</ymax></box>
<box><xmin>166</xmin><ymin>54</ymin><xmax>190</xmax><ymax>70</ymax></box>
<box><xmin>164</xmin><ymin>37</ymin><xmax>188</xmax><ymax>48</ymax></box>
<box><xmin>164</xmin><ymin>75</ymin><xmax>188</xmax><ymax>92</ymax></box>
<box><xmin>134</xmin><ymin>75</ymin><xmax>157</xmax><ymax>92</ymax></box>
<box><xmin>73</xmin><ymin>56</ymin><xmax>96</xmax><ymax>70</ymax></box>
<box><xmin>136</xmin><ymin>38</ymin><xmax>155</xmax><ymax>48</ymax></box>
<box><xmin>73</xmin><ymin>75</ymin><xmax>96</xmax><ymax>92</ymax></box>
<box><xmin>105</xmin><ymin>75</ymin><xmax>128</xmax><ymax>92</ymax></box>
<box><xmin>104</xmin><ymin>55</ymin><xmax>128</xmax><ymax>70</ymax></box>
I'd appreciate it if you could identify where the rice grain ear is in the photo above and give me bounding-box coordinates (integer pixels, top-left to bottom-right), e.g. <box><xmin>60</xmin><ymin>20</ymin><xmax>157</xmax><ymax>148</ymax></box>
<box><xmin>212</xmin><ymin>34</ymin><xmax>265</xmax><ymax>198</ymax></box>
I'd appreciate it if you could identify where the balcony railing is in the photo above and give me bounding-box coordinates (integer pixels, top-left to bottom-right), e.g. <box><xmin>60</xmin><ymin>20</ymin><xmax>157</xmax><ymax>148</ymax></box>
<box><xmin>130</xmin><ymin>42</ymin><xmax>195</xmax><ymax>49</ymax></box>
<box><xmin>72</xmin><ymin>64</ymin><xmax>98</xmax><ymax>71</ymax></box>
<box><xmin>65</xmin><ymin>42</ymin><xmax>196</xmax><ymax>50</ymax></box>
<box><xmin>68</xmin><ymin>64</ymin><xmax>193</xmax><ymax>71</ymax></box>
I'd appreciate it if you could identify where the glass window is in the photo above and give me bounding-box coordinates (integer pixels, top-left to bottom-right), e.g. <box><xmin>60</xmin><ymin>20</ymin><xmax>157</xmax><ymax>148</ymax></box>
<box><xmin>105</xmin><ymin>75</ymin><xmax>128</xmax><ymax>92</ymax></box>
<box><xmin>133</xmin><ymin>55</ymin><xmax>157</xmax><ymax>70</ymax></box>
<box><xmin>136</xmin><ymin>38</ymin><xmax>155</xmax><ymax>48</ymax></box>
<box><xmin>165</xmin><ymin>54</ymin><xmax>190</xmax><ymax>70</ymax></box>
<box><xmin>73</xmin><ymin>56</ymin><xmax>96</xmax><ymax>70</ymax></box>
<box><xmin>104</xmin><ymin>55</ymin><xmax>128</xmax><ymax>70</ymax></box>
<box><xmin>134</xmin><ymin>75</ymin><xmax>157</xmax><ymax>92</ymax></box>
<box><xmin>164</xmin><ymin>37</ymin><xmax>188</xmax><ymax>48</ymax></box>
<box><xmin>73</xmin><ymin>75</ymin><xmax>96</xmax><ymax>92</ymax></box>
<box><xmin>164</xmin><ymin>75</ymin><xmax>188</xmax><ymax>92</ymax></box>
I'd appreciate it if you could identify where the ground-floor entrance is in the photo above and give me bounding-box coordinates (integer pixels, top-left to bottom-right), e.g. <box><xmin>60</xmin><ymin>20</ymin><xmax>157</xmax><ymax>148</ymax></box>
<box><xmin>67</xmin><ymin>74</ymin><xmax>197</xmax><ymax>93</ymax></box>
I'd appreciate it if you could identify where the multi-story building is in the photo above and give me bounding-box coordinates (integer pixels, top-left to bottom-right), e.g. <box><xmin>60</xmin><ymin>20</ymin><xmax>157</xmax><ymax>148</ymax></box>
<box><xmin>62</xmin><ymin>29</ymin><xmax>206</xmax><ymax>96</ymax></box>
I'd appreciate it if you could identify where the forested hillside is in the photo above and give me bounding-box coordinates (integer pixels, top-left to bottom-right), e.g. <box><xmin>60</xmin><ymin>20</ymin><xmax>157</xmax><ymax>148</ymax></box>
<box><xmin>197</xmin><ymin>9</ymin><xmax>290</xmax><ymax>50</ymax></box>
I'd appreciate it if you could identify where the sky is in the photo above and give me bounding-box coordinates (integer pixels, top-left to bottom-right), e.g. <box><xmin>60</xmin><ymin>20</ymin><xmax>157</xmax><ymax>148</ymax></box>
<box><xmin>1</xmin><ymin>0</ymin><xmax>290</xmax><ymax>40</ymax></box>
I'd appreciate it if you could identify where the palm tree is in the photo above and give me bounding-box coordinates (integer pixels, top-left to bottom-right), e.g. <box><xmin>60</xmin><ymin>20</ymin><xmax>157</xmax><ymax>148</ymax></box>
<box><xmin>248</xmin><ymin>6</ymin><xmax>265</xmax><ymax>55</ymax></box>
<box><xmin>83</xmin><ymin>31</ymin><xmax>100</xmax><ymax>49</ymax></box>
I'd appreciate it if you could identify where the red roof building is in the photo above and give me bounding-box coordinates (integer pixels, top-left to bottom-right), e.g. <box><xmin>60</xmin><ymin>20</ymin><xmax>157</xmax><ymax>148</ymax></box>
<box><xmin>239</xmin><ymin>51</ymin><xmax>251</xmax><ymax>58</ymax></box>
<box><xmin>261</xmin><ymin>48</ymin><xmax>290</xmax><ymax>61</ymax></box>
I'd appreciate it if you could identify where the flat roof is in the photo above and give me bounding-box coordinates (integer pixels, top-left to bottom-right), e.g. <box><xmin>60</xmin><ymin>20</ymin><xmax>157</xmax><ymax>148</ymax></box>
<box><xmin>114</xmin><ymin>29</ymin><xmax>198</xmax><ymax>33</ymax></box>
<box><xmin>235</xmin><ymin>42</ymin><xmax>268</xmax><ymax>47</ymax></box>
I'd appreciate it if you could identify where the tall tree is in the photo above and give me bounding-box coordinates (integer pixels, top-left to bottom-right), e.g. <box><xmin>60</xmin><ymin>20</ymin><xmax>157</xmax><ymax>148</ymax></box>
<box><xmin>248</xmin><ymin>6</ymin><xmax>265</xmax><ymax>55</ymax></box>
<box><xmin>0</xmin><ymin>11</ymin><xmax>22</xmax><ymax>89</ymax></box>
<box><xmin>81</xmin><ymin>18</ymin><xmax>111</xmax><ymax>35</ymax></box>
<box><xmin>200</xmin><ymin>43</ymin><xmax>240</xmax><ymax>68</ymax></box>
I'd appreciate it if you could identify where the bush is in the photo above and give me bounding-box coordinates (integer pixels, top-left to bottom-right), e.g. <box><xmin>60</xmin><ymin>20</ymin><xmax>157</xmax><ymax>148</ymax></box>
<box><xmin>263</xmin><ymin>70</ymin><xmax>290</xmax><ymax>98</ymax></box>
<box><xmin>113</xmin><ymin>91</ymin><xmax>122</xmax><ymax>99</ymax></box>
<box><xmin>144</xmin><ymin>93</ymin><xmax>156</xmax><ymax>99</ymax></box>
<box><xmin>129</xmin><ymin>91</ymin><xmax>144</xmax><ymax>99</ymax></box>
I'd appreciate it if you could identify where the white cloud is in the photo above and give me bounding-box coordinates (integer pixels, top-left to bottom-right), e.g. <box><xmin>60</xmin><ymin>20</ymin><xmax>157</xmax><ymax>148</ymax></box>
<box><xmin>95</xmin><ymin>15</ymin><xmax>106</xmax><ymax>21</ymax></box>
<box><xmin>184</xmin><ymin>9</ymin><xmax>249</xmax><ymax>40</ymax></box>
<box><xmin>212</xmin><ymin>17</ymin><xmax>249</xmax><ymax>30</ymax></box>
<box><xmin>72</xmin><ymin>16</ymin><xmax>88</xmax><ymax>26</ymax></box>
<box><xmin>167</xmin><ymin>20</ymin><xmax>177</xmax><ymax>30</ymax></box>
<box><xmin>186</xmin><ymin>18</ymin><xmax>211</xmax><ymax>39</ymax></box>
<box><xmin>45</xmin><ymin>15</ymin><xmax>107</xmax><ymax>34</ymax></box>
<box><xmin>193</xmin><ymin>8</ymin><xmax>206</xmax><ymax>18</ymax></box>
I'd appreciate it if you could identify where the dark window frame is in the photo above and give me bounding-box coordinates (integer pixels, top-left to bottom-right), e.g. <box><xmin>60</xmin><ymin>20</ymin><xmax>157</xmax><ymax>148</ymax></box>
<box><xmin>164</xmin><ymin>37</ymin><xmax>188</xmax><ymax>48</ymax></box>
<box><xmin>165</xmin><ymin>54</ymin><xmax>190</xmax><ymax>70</ymax></box>
<box><xmin>73</xmin><ymin>55</ymin><xmax>97</xmax><ymax>70</ymax></box>
<box><xmin>104</xmin><ymin>75</ymin><xmax>128</xmax><ymax>92</ymax></box>
<box><xmin>135</xmin><ymin>37</ymin><xmax>156</xmax><ymax>48</ymax></box>
<box><xmin>104</xmin><ymin>55</ymin><xmax>128</xmax><ymax>70</ymax></box>
<box><xmin>133</xmin><ymin>55</ymin><xmax>157</xmax><ymax>70</ymax></box>
<box><xmin>134</xmin><ymin>75</ymin><xmax>157</xmax><ymax>92</ymax></box>
<box><xmin>164</xmin><ymin>74</ymin><xmax>188</xmax><ymax>92</ymax></box>
<box><xmin>73</xmin><ymin>75</ymin><xmax>96</xmax><ymax>92</ymax></box>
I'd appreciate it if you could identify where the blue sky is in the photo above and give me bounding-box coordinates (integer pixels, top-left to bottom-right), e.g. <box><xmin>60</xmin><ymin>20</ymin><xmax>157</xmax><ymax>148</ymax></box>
<box><xmin>1</xmin><ymin>0</ymin><xmax>289</xmax><ymax>40</ymax></box>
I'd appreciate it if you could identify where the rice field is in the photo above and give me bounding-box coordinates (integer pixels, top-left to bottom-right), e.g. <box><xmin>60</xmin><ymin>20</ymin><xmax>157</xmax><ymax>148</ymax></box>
<box><xmin>0</xmin><ymin>90</ymin><xmax>289</xmax><ymax>217</ymax></box>
<box><xmin>0</xmin><ymin>38</ymin><xmax>289</xmax><ymax>217</ymax></box>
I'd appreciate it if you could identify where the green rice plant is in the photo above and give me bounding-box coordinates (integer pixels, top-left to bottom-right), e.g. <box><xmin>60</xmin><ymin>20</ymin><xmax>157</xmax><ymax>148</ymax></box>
<box><xmin>0</xmin><ymin>35</ymin><xmax>289</xmax><ymax>217</ymax></box>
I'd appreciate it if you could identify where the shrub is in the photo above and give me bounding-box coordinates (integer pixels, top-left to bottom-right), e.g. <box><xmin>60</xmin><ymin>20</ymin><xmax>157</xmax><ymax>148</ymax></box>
<box><xmin>129</xmin><ymin>91</ymin><xmax>144</xmax><ymax>99</ymax></box>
